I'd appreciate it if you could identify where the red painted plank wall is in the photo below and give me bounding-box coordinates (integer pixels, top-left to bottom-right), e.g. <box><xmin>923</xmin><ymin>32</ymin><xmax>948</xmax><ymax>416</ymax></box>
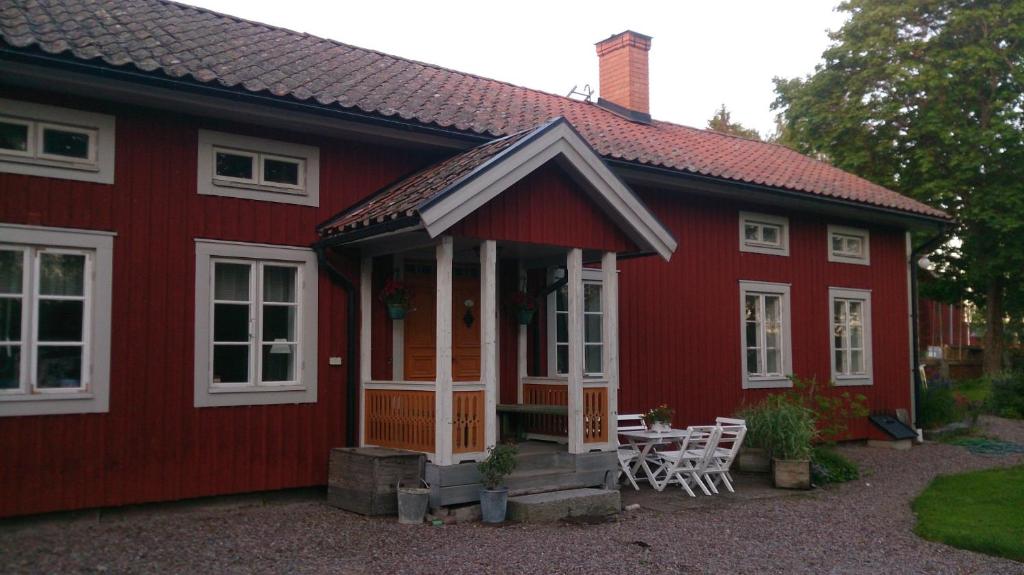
<box><xmin>616</xmin><ymin>188</ymin><xmax>912</xmax><ymax>434</ymax></box>
<box><xmin>0</xmin><ymin>90</ymin><xmax>435</xmax><ymax>517</ymax></box>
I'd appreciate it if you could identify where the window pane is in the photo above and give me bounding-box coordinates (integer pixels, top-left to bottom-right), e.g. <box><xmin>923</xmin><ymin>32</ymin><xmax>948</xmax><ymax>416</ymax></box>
<box><xmin>37</xmin><ymin>300</ymin><xmax>83</xmax><ymax>342</ymax></box>
<box><xmin>262</xmin><ymin>305</ymin><xmax>295</xmax><ymax>341</ymax></box>
<box><xmin>0</xmin><ymin>298</ymin><xmax>21</xmax><ymax>341</ymax></box>
<box><xmin>744</xmin><ymin>224</ymin><xmax>759</xmax><ymax>241</ymax></box>
<box><xmin>556</xmin><ymin>344</ymin><xmax>568</xmax><ymax>375</ymax></box>
<box><xmin>263</xmin><ymin>158</ymin><xmax>300</xmax><ymax>186</ymax></box>
<box><xmin>832</xmin><ymin>235</ymin><xmax>844</xmax><ymax>253</ymax></box>
<box><xmin>744</xmin><ymin>295</ymin><xmax>759</xmax><ymax>321</ymax></box>
<box><xmin>766</xmin><ymin>348</ymin><xmax>780</xmax><ymax>374</ymax></box>
<box><xmin>213</xmin><ymin>345</ymin><xmax>249</xmax><ymax>383</ymax></box>
<box><xmin>849</xmin><ymin>301</ymin><xmax>862</xmax><ymax>324</ymax></box>
<box><xmin>850</xmin><ymin>325</ymin><xmax>863</xmax><ymax>349</ymax></box>
<box><xmin>845</xmin><ymin>237</ymin><xmax>862</xmax><ymax>255</ymax></box>
<box><xmin>764</xmin><ymin>295</ymin><xmax>780</xmax><ymax>323</ymax></box>
<box><xmin>746</xmin><ymin>349</ymin><xmax>759</xmax><ymax>375</ymax></box>
<box><xmin>851</xmin><ymin>350</ymin><xmax>864</xmax><ymax>374</ymax></box>
<box><xmin>833</xmin><ymin>300</ymin><xmax>846</xmax><ymax>325</ymax></box>
<box><xmin>0</xmin><ymin>345</ymin><xmax>20</xmax><ymax>389</ymax></box>
<box><xmin>262</xmin><ymin>344</ymin><xmax>295</xmax><ymax>382</ymax></box>
<box><xmin>584</xmin><ymin>344</ymin><xmax>602</xmax><ymax>374</ymax></box>
<box><xmin>765</xmin><ymin>325</ymin><xmax>779</xmax><ymax>350</ymax></box>
<box><xmin>214</xmin><ymin>262</ymin><xmax>250</xmax><ymax>301</ymax></box>
<box><xmin>39</xmin><ymin>253</ymin><xmax>85</xmax><ymax>296</ymax></box>
<box><xmin>761</xmin><ymin>225</ymin><xmax>779</xmax><ymax>244</ymax></box>
<box><xmin>215</xmin><ymin>151</ymin><xmax>254</xmax><ymax>180</ymax></box>
<box><xmin>0</xmin><ymin>121</ymin><xmax>29</xmax><ymax>152</ymax></box>
<box><xmin>584</xmin><ymin>284</ymin><xmax>601</xmax><ymax>312</ymax></box>
<box><xmin>263</xmin><ymin>266</ymin><xmax>296</xmax><ymax>303</ymax></box>
<box><xmin>745</xmin><ymin>321</ymin><xmax>758</xmax><ymax>348</ymax></box>
<box><xmin>555</xmin><ymin>285</ymin><xmax>567</xmax><ymax>312</ymax></box>
<box><xmin>214</xmin><ymin>303</ymin><xmax>250</xmax><ymax>343</ymax></box>
<box><xmin>42</xmin><ymin>128</ymin><xmax>90</xmax><ymax>159</ymax></box>
<box><xmin>36</xmin><ymin>345</ymin><xmax>82</xmax><ymax>388</ymax></box>
<box><xmin>556</xmin><ymin>313</ymin><xmax>568</xmax><ymax>344</ymax></box>
<box><xmin>835</xmin><ymin>350</ymin><xmax>846</xmax><ymax>374</ymax></box>
<box><xmin>0</xmin><ymin>250</ymin><xmax>23</xmax><ymax>294</ymax></box>
<box><xmin>584</xmin><ymin>314</ymin><xmax>602</xmax><ymax>344</ymax></box>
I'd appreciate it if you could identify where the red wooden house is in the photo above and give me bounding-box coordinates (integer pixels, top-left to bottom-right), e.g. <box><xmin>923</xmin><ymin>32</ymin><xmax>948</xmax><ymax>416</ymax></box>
<box><xmin>0</xmin><ymin>0</ymin><xmax>948</xmax><ymax>517</ymax></box>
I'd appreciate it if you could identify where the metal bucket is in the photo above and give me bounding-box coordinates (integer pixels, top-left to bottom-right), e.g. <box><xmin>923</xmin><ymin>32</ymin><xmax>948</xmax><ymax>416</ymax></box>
<box><xmin>396</xmin><ymin>480</ymin><xmax>430</xmax><ymax>524</ymax></box>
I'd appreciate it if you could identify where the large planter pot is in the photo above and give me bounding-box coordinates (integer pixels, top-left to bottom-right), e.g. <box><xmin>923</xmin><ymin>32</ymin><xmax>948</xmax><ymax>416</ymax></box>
<box><xmin>738</xmin><ymin>447</ymin><xmax>771</xmax><ymax>473</ymax></box>
<box><xmin>387</xmin><ymin>303</ymin><xmax>407</xmax><ymax>320</ymax></box>
<box><xmin>480</xmin><ymin>487</ymin><xmax>509</xmax><ymax>523</ymax></box>
<box><xmin>772</xmin><ymin>458</ymin><xmax>811</xmax><ymax>490</ymax></box>
<box><xmin>516</xmin><ymin>309</ymin><xmax>535</xmax><ymax>325</ymax></box>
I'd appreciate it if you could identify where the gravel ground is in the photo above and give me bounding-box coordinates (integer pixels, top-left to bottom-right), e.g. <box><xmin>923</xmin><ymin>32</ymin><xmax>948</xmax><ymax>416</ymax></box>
<box><xmin>3</xmin><ymin>420</ymin><xmax>1023</xmax><ymax>575</ymax></box>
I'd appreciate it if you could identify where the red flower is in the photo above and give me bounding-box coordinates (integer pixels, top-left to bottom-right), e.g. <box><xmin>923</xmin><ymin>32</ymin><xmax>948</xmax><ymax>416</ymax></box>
<box><xmin>379</xmin><ymin>278</ymin><xmax>411</xmax><ymax>306</ymax></box>
<box><xmin>507</xmin><ymin>290</ymin><xmax>535</xmax><ymax>312</ymax></box>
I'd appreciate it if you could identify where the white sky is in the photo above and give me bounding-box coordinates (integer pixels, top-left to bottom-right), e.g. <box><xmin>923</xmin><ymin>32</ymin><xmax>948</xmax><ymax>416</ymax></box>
<box><xmin>185</xmin><ymin>0</ymin><xmax>849</xmax><ymax>136</ymax></box>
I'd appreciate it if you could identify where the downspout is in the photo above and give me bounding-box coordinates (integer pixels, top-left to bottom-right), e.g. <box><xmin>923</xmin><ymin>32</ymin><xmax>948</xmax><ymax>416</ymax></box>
<box><xmin>314</xmin><ymin>245</ymin><xmax>359</xmax><ymax>448</ymax></box>
<box><xmin>909</xmin><ymin>230</ymin><xmax>949</xmax><ymax>426</ymax></box>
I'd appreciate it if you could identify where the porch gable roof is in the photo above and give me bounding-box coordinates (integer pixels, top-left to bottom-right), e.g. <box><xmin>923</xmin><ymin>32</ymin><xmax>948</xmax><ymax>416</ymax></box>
<box><xmin>317</xmin><ymin>118</ymin><xmax>678</xmax><ymax>261</ymax></box>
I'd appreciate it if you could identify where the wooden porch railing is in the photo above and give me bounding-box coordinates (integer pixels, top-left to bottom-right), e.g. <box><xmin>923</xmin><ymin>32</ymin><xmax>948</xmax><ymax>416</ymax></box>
<box><xmin>583</xmin><ymin>387</ymin><xmax>608</xmax><ymax>443</ymax></box>
<box><xmin>452</xmin><ymin>390</ymin><xmax>485</xmax><ymax>453</ymax></box>
<box><xmin>364</xmin><ymin>389</ymin><xmax>435</xmax><ymax>452</ymax></box>
<box><xmin>521</xmin><ymin>381</ymin><xmax>609</xmax><ymax>444</ymax></box>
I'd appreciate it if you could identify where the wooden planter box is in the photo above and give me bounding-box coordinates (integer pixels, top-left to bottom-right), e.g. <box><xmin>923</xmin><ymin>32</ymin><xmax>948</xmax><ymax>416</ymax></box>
<box><xmin>772</xmin><ymin>458</ymin><xmax>810</xmax><ymax>490</ymax></box>
<box><xmin>328</xmin><ymin>447</ymin><xmax>425</xmax><ymax>515</ymax></box>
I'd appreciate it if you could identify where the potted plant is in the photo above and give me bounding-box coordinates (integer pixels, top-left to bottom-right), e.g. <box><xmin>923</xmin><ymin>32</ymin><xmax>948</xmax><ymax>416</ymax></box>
<box><xmin>753</xmin><ymin>395</ymin><xmax>817</xmax><ymax>489</ymax></box>
<box><xmin>477</xmin><ymin>442</ymin><xmax>518</xmax><ymax>523</ymax></box>
<box><xmin>643</xmin><ymin>404</ymin><xmax>674</xmax><ymax>432</ymax></box>
<box><xmin>379</xmin><ymin>278</ymin><xmax>412</xmax><ymax>320</ymax></box>
<box><xmin>507</xmin><ymin>290</ymin><xmax>536</xmax><ymax>325</ymax></box>
<box><xmin>735</xmin><ymin>404</ymin><xmax>771</xmax><ymax>473</ymax></box>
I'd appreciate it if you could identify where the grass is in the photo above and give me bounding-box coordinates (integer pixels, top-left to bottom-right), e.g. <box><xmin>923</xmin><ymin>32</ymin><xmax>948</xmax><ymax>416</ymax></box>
<box><xmin>954</xmin><ymin>378</ymin><xmax>992</xmax><ymax>404</ymax></box>
<box><xmin>913</xmin><ymin>465</ymin><xmax>1024</xmax><ymax>562</ymax></box>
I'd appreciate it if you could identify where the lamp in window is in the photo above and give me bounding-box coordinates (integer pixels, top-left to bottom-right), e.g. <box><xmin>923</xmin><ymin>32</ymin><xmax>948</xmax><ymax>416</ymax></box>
<box><xmin>269</xmin><ymin>338</ymin><xmax>291</xmax><ymax>354</ymax></box>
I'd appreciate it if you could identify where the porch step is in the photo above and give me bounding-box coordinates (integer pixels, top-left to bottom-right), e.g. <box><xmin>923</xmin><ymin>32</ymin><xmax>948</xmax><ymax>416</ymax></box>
<box><xmin>507</xmin><ymin>488</ymin><xmax>621</xmax><ymax>523</ymax></box>
<box><xmin>505</xmin><ymin>468</ymin><xmax>609</xmax><ymax>496</ymax></box>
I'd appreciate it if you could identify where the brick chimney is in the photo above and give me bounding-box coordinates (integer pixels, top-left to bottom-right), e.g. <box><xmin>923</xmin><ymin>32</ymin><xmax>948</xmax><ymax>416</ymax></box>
<box><xmin>595</xmin><ymin>30</ymin><xmax>652</xmax><ymax>123</ymax></box>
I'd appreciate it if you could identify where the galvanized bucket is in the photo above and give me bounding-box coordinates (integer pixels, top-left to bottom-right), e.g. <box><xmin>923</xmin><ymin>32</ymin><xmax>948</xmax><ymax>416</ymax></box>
<box><xmin>396</xmin><ymin>480</ymin><xmax>430</xmax><ymax>524</ymax></box>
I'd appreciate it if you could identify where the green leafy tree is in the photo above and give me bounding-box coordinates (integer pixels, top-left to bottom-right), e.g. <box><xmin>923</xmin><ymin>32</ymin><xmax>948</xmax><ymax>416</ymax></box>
<box><xmin>772</xmin><ymin>0</ymin><xmax>1024</xmax><ymax>374</ymax></box>
<box><xmin>707</xmin><ymin>104</ymin><xmax>763</xmax><ymax>140</ymax></box>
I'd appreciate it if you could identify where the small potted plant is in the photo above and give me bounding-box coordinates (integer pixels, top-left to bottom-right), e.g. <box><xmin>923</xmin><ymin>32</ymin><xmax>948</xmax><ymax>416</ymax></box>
<box><xmin>477</xmin><ymin>442</ymin><xmax>518</xmax><ymax>523</ymax></box>
<box><xmin>379</xmin><ymin>278</ymin><xmax>412</xmax><ymax>320</ymax></box>
<box><xmin>507</xmin><ymin>290</ymin><xmax>536</xmax><ymax>325</ymax></box>
<box><xmin>643</xmin><ymin>404</ymin><xmax>674</xmax><ymax>432</ymax></box>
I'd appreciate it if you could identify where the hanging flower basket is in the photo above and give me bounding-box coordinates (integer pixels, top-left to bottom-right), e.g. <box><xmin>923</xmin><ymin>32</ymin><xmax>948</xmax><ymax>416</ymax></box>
<box><xmin>508</xmin><ymin>290</ymin><xmax>536</xmax><ymax>325</ymax></box>
<box><xmin>379</xmin><ymin>278</ymin><xmax>412</xmax><ymax>321</ymax></box>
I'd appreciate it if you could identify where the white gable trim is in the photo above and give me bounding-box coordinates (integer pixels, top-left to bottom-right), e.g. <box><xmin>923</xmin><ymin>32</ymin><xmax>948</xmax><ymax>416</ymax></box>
<box><xmin>417</xmin><ymin>119</ymin><xmax>677</xmax><ymax>261</ymax></box>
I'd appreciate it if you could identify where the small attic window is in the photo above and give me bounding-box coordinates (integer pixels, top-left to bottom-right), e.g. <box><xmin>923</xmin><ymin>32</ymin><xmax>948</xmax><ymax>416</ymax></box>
<box><xmin>739</xmin><ymin>212</ymin><xmax>789</xmax><ymax>256</ymax></box>
<box><xmin>828</xmin><ymin>225</ymin><xmax>870</xmax><ymax>265</ymax></box>
<box><xmin>198</xmin><ymin>130</ymin><xmax>319</xmax><ymax>207</ymax></box>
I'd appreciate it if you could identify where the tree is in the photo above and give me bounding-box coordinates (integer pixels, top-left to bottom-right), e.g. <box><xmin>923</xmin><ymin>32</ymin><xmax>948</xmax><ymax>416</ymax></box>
<box><xmin>707</xmin><ymin>104</ymin><xmax>762</xmax><ymax>140</ymax></box>
<box><xmin>772</xmin><ymin>0</ymin><xmax>1024</xmax><ymax>374</ymax></box>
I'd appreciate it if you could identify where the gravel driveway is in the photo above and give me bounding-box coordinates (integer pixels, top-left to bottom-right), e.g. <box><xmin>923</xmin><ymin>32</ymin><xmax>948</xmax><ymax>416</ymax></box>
<box><xmin>3</xmin><ymin>419</ymin><xmax>1023</xmax><ymax>575</ymax></box>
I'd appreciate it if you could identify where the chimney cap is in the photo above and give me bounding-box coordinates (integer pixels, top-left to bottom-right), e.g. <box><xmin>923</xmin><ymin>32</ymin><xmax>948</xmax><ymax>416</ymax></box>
<box><xmin>595</xmin><ymin>30</ymin><xmax>653</xmax><ymax>55</ymax></box>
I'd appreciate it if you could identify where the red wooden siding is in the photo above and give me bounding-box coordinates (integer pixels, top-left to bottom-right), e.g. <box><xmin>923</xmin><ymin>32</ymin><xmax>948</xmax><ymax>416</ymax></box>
<box><xmin>450</xmin><ymin>161</ymin><xmax>638</xmax><ymax>253</ymax></box>
<box><xmin>616</xmin><ymin>189</ymin><xmax>912</xmax><ymax>436</ymax></box>
<box><xmin>0</xmin><ymin>89</ymin><xmax>436</xmax><ymax>517</ymax></box>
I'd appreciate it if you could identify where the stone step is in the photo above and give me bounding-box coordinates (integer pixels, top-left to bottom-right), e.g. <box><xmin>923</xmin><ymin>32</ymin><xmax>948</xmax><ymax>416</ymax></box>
<box><xmin>512</xmin><ymin>450</ymin><xmax>575</xmax><ymax>473</ymax></box>
<box><xmin>505</xmin><ymin>468</ymin><xmax>611</xmax><ymax>496</ymax></box>
<box><xmin>507</xmin><ymin>488</ymin><xmax>621</xmax><ymax>523</ymax></box>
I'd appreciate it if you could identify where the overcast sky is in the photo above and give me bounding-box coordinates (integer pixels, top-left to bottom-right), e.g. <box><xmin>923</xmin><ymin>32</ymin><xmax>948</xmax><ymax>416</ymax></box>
<box><xmin>185</xmin><ymin>0</ymin><xmax>849</xmax><ymax>136</ymax></box>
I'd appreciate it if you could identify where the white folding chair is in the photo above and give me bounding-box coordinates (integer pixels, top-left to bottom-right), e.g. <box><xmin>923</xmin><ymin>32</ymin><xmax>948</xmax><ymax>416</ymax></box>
<box><xmin>704</xmin><ymin>421</ymin><xmax>746</xmax><ymax>493</ymax></box>
<box><xmin>616</xmin><ymin>413</ymin><xmax>648</xmax><ymax>490</ymax></box>
<box><xmin>654</xmin><ymin>425</ymin><xmax>721</xmax><ymax>496</ymax></box>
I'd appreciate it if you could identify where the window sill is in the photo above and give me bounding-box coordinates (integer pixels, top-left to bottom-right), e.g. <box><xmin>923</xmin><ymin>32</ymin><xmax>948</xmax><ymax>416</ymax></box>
<box><xmin>828</xmin><ymin>254</ymin><xmax>870</xmax><ymax>266</ymax></box>
<box><xmin>742</xmin><ymin>377</ymin><xmax>792</xmax><ymax>390</ymax></box>
<box><xmin>0</xmin><ymin>391</ymin><xmax>94</xmax><ymax>402</ymax></box>
<box><xmin>740</xmin><ymin>244</ymin><xmax>789</xmax><ymax>257</ymax></box>
<box><xmin>212</xmin><ymin>179</ymin><xmax>306</xmax><ymax>196</ymax></box>
<box><xmin>0</xmin><ymin>390</ymin><xmax>107</xmax><ymax>417</ymax></box>
<box><xmin>196</xmin><ymin>382</ymin><xmax>316</xmax><ymax>407</ymax></box>
<box><xmin>208</xmin><ymin>384</ymin><xmax>307</xmax><ymax>394</ymax></box>
<box><xmin>834</xmin><ymin>377</ymin><xmax>873</xmax><ymax>387</ymax></box>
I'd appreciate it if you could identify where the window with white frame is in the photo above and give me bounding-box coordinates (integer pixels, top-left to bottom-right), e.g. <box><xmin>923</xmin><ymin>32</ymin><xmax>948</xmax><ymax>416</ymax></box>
<box><xmin>194</xmin><ymin>240</ymin><xmax>318</xmax><ymax>407</ymax></box>
<box><xmin>827</xmin><ymin>225</ymin><xmax>870</xmax><ymax>265</ymax></box>
<box><xmin>739</xmin><ymin>212</ymin><xmax>789</xmax><ymax>256</ymax></box>
<box><xmin>0</xmin><ymin>224</ymin><xmax>113</xmax><ymax>416</ymax></box>
<box><xmin>0</xmin><ymin>98</ymin><xmax>116</xmax><ymax>184</ymax></box>
<box><xmin>830</xmin><ymin>288</ymin><xmax>873</xmax><ymax>386</ymax></box>
<box><xmin>548</xmin><ymin>268</ymin><xmax>603</xmax><ymax>377</ymax></box>
<box><xmin>197</xmin><ymin>130</ymin><xmax>320</xmax><ymax>207</ymax></box>
<box><xmin>739</xmin><ymin>281</ymin><xmax>792</xmax><ymax>388</ymax></box>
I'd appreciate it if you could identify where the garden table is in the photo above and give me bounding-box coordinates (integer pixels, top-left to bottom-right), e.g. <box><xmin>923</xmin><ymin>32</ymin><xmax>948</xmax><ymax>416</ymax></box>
<box><xmin>619</xmin><ymin>428</ymin><xmax>691</xmax><ymax>488</ymax></box>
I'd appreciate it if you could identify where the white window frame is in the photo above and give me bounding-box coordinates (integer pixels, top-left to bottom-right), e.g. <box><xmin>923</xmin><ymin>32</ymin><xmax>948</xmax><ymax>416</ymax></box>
<box><xmin>0</xmin><ymin>98</ymin><xmax>115</xmax><ymax>184</ymax></box>
<box><xmin>197</xmin><ymin>130</ymin><xmax>319</xmax><ymax>207</ymax></box>
<box><xmin>827</xmin><ymin>225</ymin><xmax>871</xmax><ymax>265</ymax></box>
<box><xmin>830</xmin><ymin>287</ymin><xmax>873</xmax><ymax>386</ymax></box>
<box><xmin>739</xmin><ymin>211</ymin><xmax>789</xmax><ymax>256</ymax></box>
<box><xmin>739</xmin><ymin>280</ymin><xmax>793</xmax><ymax>389</ymax></box>
<box><xmin>547</xmin><ymin>267</ymin><xmax>604</xmax><ymax>378</ymax></box>
<box><xmin>194</xmin><ymin>239</ymin><xmax>318</xmax><ymax>407</ymax></box>
<box><xmin>0</xmin><ymin>224</ymin><xmax>114</xmax><ymax>417</ymax></box>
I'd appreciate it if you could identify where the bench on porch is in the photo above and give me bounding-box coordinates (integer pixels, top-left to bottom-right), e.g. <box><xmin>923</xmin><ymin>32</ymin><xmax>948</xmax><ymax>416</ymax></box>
<box><xmin>497</xmin><ymin>403</ymin><xmax>568</xmax><ymax>441</ymax></box>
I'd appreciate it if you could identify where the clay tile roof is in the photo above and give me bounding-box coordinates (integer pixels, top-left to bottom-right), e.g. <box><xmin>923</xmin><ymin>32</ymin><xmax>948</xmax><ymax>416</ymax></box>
<box><xmin>0</xmin><ymin>0</ymin><xmax>948</xmax><ymax>220</ymax></box>
<box><xmin>317</xmin><ymin>124</ymin><xmax>536</xmax><ymax>237</ymax></box>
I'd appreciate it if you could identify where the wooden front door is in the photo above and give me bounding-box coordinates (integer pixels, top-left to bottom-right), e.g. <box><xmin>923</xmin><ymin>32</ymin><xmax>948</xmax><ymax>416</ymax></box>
<box><xmin>403</xmin><ymin>262</ymin><xmax>481</xmax><ymax>382</ymax></box>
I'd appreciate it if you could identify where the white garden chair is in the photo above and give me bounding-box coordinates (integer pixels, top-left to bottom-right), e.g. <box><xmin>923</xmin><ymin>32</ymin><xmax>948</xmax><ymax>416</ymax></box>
<box><xmin>616</xmin><ymin>413</ymin><xmax>648</xmax><ymax>490</ymax></box>
<box><xmin>704</xmin><ymin>420</ymin><xmax>747</xmax><ymax>493</ymax></box>
<box><xmin>653</xmin><ymin>425</ymin><xmax>721</xmax><ymax>496</ymax></box>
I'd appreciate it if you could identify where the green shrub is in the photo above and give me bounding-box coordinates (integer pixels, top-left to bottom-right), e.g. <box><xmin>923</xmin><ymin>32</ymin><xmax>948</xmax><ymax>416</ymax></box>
<box><xmin>783</xmin><ymin>375</ymin><xmax>869</xmax><ymax>441</ymax></box>
<box><xmin>988</xmin><ymin>373</ymin><xmax>1024</xmax><ymax>420</ymax></box>
<box><xmin>919</xmin><ymin>380</ymin><xmax>959</xmax><ymax>429</ymax></box>
<box><xmin>738</xmin><ymin>394</ymin><xmax>816</xmax><ymax>460</ymax></box>
<box><xmin>477</xmin><ymin>443</ymin><xmax>517</xmax><ymax>489</ymax></box>
<box><xmin>811</xmin><ymin>446</ymin><xmax>859</xmax><ymax>484</ymax></box>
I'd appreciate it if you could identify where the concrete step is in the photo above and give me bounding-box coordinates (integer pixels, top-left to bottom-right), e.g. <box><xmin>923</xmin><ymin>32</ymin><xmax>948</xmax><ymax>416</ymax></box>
<box><xmin>505</xmin><ymin>468</ymin><xmax>611</xmax><ymax>496</ymax></box>
<box><xmin>512</xmin><ymin>450</ymin><xmax>575</xmax><ymax>473</ymax></box>
<box><xmin>507</xmin><ymin>488</ymin><xmax>621</xmax><ymax>523</ymax></box>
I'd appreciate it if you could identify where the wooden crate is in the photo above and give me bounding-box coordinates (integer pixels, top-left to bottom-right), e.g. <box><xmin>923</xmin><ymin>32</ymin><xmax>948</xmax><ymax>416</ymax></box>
<box><xmin>327</xmin><ymin>447</ymin><xmax>425</xmax><ymax>515</ymax></box>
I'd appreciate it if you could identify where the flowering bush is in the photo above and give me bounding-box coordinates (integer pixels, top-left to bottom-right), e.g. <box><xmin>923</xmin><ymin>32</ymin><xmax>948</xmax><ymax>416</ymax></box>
<box><xmin>644</xmin><ymin>403</ymin><xmax>674</xmax><ymax>425</ymax></box>
<box><xmin>379</xmin><ymin>278</ymin><xmax>411</xmax><ymax>306</ymax></box>
<box><xmin>507</xmin><ymin>290</ymin><xmax>535</xmax><ymax>313</ymax></box>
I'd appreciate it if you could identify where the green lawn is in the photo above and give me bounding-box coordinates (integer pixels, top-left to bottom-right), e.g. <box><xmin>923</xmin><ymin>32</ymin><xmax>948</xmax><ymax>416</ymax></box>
<box><xmin>913</xmin><ymin>465</ymin><xmax>1024</xmax><ymax>562</ymax></box>
<box><xmin>954</xmin><ymin>378</ymin><xmax>992</xmax><ymax>404</ymax></box>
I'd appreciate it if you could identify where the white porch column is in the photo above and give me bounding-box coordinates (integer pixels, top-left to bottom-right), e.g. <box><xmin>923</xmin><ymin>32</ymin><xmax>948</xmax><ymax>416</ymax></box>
<box><xmin>434</xmin><ymin>236</ymin><xmax>454</xmax><ymax>465</ymax></box>
<box><xmin>359</xmin><ymin>256</ymin><xmax>373</xmax><ymax>447</ymax></box>
<box><xmin>480</xmin><ymin>240</ymin><xmax>498</xmax><ymax>449</ymax></box>
<box><xmin>567</xmin><ymin>248</ymin><xmax>585</xmax><ymax>454</ymax></box>
<box><xmin>602</xmin><ymin>251</ymin><xmax>619</xmax><ymax>445</ymax></box>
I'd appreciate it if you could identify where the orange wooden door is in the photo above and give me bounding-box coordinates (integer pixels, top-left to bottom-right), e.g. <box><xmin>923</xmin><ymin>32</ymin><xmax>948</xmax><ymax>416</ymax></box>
<box><xmin>403</xmin><ymin>263</ymin><xmax>481</xmax><ymax>382</ymax></box>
